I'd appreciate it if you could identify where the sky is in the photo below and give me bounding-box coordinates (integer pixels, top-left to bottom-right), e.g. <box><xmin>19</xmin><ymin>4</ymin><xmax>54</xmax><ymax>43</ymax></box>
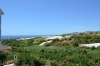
<box><xmin>0</xmin><ymin>0</ymin><xmax>100</xmax><ymax>35</ymax></box>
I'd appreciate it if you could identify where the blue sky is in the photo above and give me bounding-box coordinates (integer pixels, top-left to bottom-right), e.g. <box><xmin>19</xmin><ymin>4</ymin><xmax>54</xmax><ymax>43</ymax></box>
<box><xmin>0</xmin><ymin>0</ymin><xmax>100</xmax><ymax>35</ymax></box>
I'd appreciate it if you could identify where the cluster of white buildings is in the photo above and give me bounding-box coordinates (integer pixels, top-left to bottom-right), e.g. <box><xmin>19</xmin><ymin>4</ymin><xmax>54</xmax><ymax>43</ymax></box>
<box><xmin>16</xmin><ymin>38</ymin><xmax>32</xmax><ymax>41</ymax></box>
<box><xmin>45</xmin><ymin>36</ymin><xmax>63</xmax><ymax>40</ymax></box>
<box><xmin>45</xmin><ymin>35</ymin><xmax>71</xmax><ymax>40</ymax></box>
<box><xmin>39</xmin><ymin>35</ymin><xmax>71</xmax><ymax>46</ymax></box>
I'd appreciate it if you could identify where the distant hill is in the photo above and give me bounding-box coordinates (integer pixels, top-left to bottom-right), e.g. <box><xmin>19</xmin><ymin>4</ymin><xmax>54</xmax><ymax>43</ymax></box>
<box><xmin>85</xmin><ymin>31</ymin><xmax>100</xmax><ymax>33</ymax></box>
<box><xmin>67</xmin><ymin>31</ymin><xmax>100</xmax><ymax>35</ymax></box>
<box><xmin>67</xmin><ymin>32</ymin><xmax>80</xmax><ymax>35</ymax></box>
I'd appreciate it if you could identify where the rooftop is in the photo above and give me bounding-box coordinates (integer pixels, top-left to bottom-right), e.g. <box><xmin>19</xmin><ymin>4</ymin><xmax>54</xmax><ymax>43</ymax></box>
<box><xmin>0</xmin><ymin>9</ymin><xmax>4</xmax><ymax>15</ymax></box>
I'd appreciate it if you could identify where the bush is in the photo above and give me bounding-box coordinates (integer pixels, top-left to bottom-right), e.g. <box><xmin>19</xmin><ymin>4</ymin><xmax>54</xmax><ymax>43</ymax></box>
<box><xmin>45</xmin><ymin>43</ymin><xmax>51</xmax><ymax>46</ymax></box>
<box><xmin>0</xmin><ymin>52</ymin><xmax>7</xmax><ymax>63</ymax></box>
<box><xmin>73</xmin><ymin>43</ymin><xmax>79</xmax><ymax>47</ymax></box>
<box><xmin>91</xmin><ymin>46</ymin><xmax>96</xmax><ymax>50</ymax></box>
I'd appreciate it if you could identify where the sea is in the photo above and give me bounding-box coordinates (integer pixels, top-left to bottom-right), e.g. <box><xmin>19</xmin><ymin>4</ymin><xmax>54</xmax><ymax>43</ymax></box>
<box><xmin>1</xmin><ymin>35</ymin><xmax>48</xmax><ymax>40</ymax></box>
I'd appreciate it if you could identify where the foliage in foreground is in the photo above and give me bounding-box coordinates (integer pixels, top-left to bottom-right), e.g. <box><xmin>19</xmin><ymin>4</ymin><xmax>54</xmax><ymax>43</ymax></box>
<box><xmin>8</xmin><ymin>46</ymin><xmax>100</xmax><ymax>66</ymax></box>
<box><xmin>2</xmin><ymin>34</ymin><xmax>100</xmax><ymax>66</ymax></box>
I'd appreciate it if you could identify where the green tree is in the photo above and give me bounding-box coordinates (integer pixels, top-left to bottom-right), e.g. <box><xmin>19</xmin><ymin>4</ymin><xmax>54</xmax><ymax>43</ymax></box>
<box><xmin>73</xmin><ymin>42</ymin><xmax>79</xmax><ymax>47</ymax></box>
<box><xmin>0</xmin><ymin>52</ymin><xmax>7</xmax><ymax>64</ymax></box>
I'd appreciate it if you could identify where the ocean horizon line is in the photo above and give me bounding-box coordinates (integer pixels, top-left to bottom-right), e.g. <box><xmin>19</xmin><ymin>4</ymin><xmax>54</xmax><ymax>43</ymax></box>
<box><xmin>1</xmin><ymin>35</ymin><xmax>56</xmax><ymax>40</ymax></box>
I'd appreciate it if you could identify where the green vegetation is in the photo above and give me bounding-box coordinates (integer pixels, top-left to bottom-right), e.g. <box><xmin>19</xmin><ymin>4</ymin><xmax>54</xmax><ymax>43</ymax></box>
<box><xmin>2</xmin><ymin>34</ymin><xmax>100</xmax><ymax>66</ymax></box>
<box><xmin>0</xmin><ymin>52</ymin><xmax>7</xmax><ymax>64</ymax></box>
<box><xmin>71</xmin><ymin>34</ymin><xmax>100</xmax><ymax>44</ymax></box>
<box><xmin>25</xmin><ymin>45</ymin><xmax>66</xmax><ymax>52</ymax></box>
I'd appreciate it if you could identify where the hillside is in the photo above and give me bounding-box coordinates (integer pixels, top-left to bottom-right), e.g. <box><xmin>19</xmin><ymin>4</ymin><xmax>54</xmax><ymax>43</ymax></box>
<box><xmin>1</xmin><ymin>33</ymin><xmax>100</xmax><ymax>66</ymax></box>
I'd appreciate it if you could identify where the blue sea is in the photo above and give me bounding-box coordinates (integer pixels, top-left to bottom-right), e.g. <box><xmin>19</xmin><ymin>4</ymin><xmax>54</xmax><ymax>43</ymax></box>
<box><xmin>1</xmin><ymin>35</ymin><xmax>44</xmax><ymax>40</ymax></box>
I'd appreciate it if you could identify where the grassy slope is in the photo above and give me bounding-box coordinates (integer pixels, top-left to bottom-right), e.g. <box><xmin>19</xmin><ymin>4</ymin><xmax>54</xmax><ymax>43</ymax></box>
<box><xmin>25</xmin><ymin>45</ymin><xmax>66</xmax><ymax>52</ymax></box>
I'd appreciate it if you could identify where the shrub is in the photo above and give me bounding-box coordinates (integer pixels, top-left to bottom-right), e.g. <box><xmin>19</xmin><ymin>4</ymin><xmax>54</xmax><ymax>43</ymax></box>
<box><xmin>73</xmin><ymin>43</ymin><xmax>79</xmax><ymax>47</ymax></box>
<box><xmin>45</xmin><ymin>43</ymin><xmax>51</xmax><ymax>46</ymax></box>
<box><xmin>91</xmin><ymin>46</ymin><xmax>96</xmax><ymax>50</ymax></box>
<box><xmin>0</xmin><ymin>52</ymin><xmax>7</xmax><ymax>63</ymax></box>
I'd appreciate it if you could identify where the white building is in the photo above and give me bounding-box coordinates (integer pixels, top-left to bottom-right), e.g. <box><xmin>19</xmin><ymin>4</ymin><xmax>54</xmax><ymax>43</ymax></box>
<box><xmin>0</xmin><ymin>9</ymin><xmax>4</xmax><ymax>52</ymax></box>
<box><xmin>45</xmin><ymin>36</ymin><xmax>71</xmax><ymax>40</ymax></box>
<box><xmin>45</xmin><ymin>36</ymin><xmax>63</xmax><ymax>40</ymax></box>
<box><xmin>4</xmin><ymin>63</ymin><xmax>15</xmax><ymax>66</ymax></box>
<box><xmin>16</xmin><ymin>38</ymin><xmax>31</xmax><ymax>41</ymax></box>
<box><xmin>79</xmin><ymin>43</ymin><xmax>100</xmax><ymax>48</ymax></box>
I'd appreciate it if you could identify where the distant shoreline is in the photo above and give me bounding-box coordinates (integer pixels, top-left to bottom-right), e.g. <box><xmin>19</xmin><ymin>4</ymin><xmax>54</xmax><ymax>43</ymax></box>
<box><xmin>1</xmin><ymin>35</ymin><xmax>39</xmax><ymax>39</ymax></box>
<box><xmin>1</xmin><ymin>35</ymin><xmax>54</xmax><ymax>40</ymax></box>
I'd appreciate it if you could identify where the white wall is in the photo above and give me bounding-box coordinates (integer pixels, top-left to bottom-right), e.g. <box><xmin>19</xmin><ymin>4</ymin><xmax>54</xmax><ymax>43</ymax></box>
<box><xmin>0</xmin><ymin>16</ymin><xmax>1</xmax><ymax>51</ymax></box>
<box><xmin>0</xmin><ymin>41</ymin><xmax>1</xmax><ymax>51</ymax></box>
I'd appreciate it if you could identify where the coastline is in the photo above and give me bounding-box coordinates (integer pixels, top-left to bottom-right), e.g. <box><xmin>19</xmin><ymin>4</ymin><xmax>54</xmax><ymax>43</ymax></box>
<box><xmin>1</xmin><ymin>35</ymin><xmax>54</xmax><ymax>40</ymax></box>
<box><xmin>1</xmin><ymin>35</ymin><xmax>38</xmax><ymax>40</ymax></box>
